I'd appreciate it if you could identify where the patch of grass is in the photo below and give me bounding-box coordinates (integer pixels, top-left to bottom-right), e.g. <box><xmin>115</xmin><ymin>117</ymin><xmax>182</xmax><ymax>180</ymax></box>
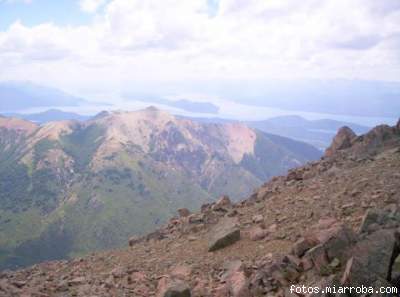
<box><xmin>60</xmin><ymin>124</ymin><xmax>105</xmax><ymax>171</ymax></box>
<box><xmin>0</xmin><ymin>163</ymin><xmax>31</xmax><ymax>212</ymax></box>
<box><xmin>0</xmin><ymin>130</ymin><xmax>29</xmax><ymax>166</ymax></box>
<box><xmin>0</xmin><ymin>208</ymin><xmax>43</xmax><ymax>249</ymax></box>
<box><xmin>33</xmin><ymin>138</ymin><xmax>57</xmax><ymax>166</ymax></box>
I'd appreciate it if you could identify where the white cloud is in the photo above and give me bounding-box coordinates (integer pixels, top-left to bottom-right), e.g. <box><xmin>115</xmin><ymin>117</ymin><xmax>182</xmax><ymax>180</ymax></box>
<box><xmin>0</xmin><ymin>0</ymin><xmax>399</xmax><ymax>98</ymax></box>
<box><xmin>79</xmin><ymin>0</ymin><xmax>106</xmax><ymax>13</ymax></box>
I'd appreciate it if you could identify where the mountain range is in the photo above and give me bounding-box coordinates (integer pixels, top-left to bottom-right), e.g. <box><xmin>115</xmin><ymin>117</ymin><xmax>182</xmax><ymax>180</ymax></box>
<box><xmin>4</xmin><ymin>109</ymin><xmax>372</xmax><ymax>151</ymax></box>
<box><xmin>3</xmin><ymin>109</ymin><xmax>91</xmax><ymax>124</ymax></box>
<box><xmin>0</xmin><ymin>82</ymin><xmax>85</xmax><ymax>112</ymax></box>
<box><xmin>0</xmin><ymin>118</ymin><xmax>399</xmax><ymax>296</ymax></box>
<box><xmin>0</xmin><ymin>107</ymin><xmax>320</xmax><ymax>270</ymax></box>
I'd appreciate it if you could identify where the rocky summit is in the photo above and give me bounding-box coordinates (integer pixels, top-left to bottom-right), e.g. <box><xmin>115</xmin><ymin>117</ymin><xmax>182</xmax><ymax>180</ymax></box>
<box><xmin>0</xmin><ymin>120</ymin><xmax>399</xmax><ymax>297</ymax></box>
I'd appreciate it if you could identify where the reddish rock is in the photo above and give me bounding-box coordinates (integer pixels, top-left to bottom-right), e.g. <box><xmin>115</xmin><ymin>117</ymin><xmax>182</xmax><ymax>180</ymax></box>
<box><xmin>268</xmin><ymin>223</ymin><xmax>278</xmax><ymax>233</ymax></box>
<box><xmin>171</xmin><ymin>265</ymin><xmax>192</xmax><ymax>280</ymax></box>
<box><xmin>252</xmin><ymin>214</ymin><xmax>264</xmax><ymax>224</ymax></box>
<box><xmin>178</xmin><ymin>208</ymin><xmax>191</xmax><ymax>218</ymax></box>
<box><xmin>128</xmin><ymin>236</ymin><xmax>140</xmax><ymax>247</ymax></box>
<box><xmin>314</xmin><ymin>218</ymin><xmax>338</xmax><ymax>230</ymax></box>
<box><xmin>212</xmin><ymin>195</ymin><xmax>232</xmax><ymax>211</ymax></box>
<box><xmin>249</xmin><ymin>226</ymin><xmax>268</xmax><ymax>241</ymax></box>
<box><xmin>201</xmin><ymin>203</ymin><xmax>211</xmax><ymax>213</ymax></box>
<box><xmin>286</xmin><ymin>169</ymin><xmax>303</xmax><ymax>181</ymax></box>
<box><xmin>68</xmin><ymin>276</ymin><xmax>86</xmax><ymax>286</ymax></box>
<box><xmin>304</xmin><ymin>245</ymin><xmax>329</xmax><ymax>274</ymax></box>
<box><xmin>214</xmin><ymin>284</ymin><xmax>229</xmax><ymax>297</ymax></box>
<box><xmin>283</xmin><ymin>255</ymin><xmax>302</xmax><ymax>270</ymax></box>
<box><xmin>216</xmin><ymin>195</ymin><xmax>232</xmax><ymax>207</ymax></box>
<box><xmin>130</xmin><ymin>271</ymin><xmax>147</xmax><ymax>283</ymax></box>
<box><xmin>300</xmin><ymin>257</ymin><xmax>314</xmax><ymax>271</ymax></box>
<box><xmin>325</xmin><ymin>126</ymin><xmax>356</xmax><ymax>157</ymax></box>
<box><xmin>192</xmin><ymin>278</ymin><xmax>208</xmax><ymax>296</ymax></box>
<box><xmin>292</xmin><ymin>237</ymin><xmax>318</xmax><ymax>257</ymax></box>
<box><xmin>229</xmin><ymin>271</ymin><xmax>250</xmax><ymax>297</ymax></box>
<box><xmin>220</xmin><ymin>260</ymin><xmax>250</xmax><ymax>297</ymax></box>
<box><xmin>188</xmin><ymin>213</ymin><xmax>204</xmax><ymax>224</ymax></box>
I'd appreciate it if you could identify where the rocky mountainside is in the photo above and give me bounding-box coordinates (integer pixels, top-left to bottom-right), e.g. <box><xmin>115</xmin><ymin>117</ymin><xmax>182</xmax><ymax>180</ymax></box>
<box><xmin>0</xmin><ymin>120</ymin><xmax>398</xmax><ymax>296</ymax></box>
<box><xmin>0</xmin><ymin>107</ymin><xmax>320</xmax><ymax>270</ymax></box>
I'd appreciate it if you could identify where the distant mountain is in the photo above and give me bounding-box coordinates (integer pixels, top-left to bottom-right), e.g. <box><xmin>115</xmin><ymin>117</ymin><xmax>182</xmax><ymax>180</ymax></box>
<box><xmin>128</xmin><ymin>96</ymin><xmax>220</xmax><ymax>114</ymax></box>
<box><xmin>189</xmin><ymin>79</ymin><xmax>400</xmax><ymax>118</ymax></box>
<box><xmin>245</xmin><ymin>115</ymin><xmax>371</xmax><ymax>150</ymax></box>
<box><xmin>3</xmin><ymin>109</ymin><xmax>91</xmax><ymax>123</ymax></box>
<box><xmin>171</xmin><ymin>99</ymin><xmax>219</xmax><ymax>114</ymax></box>
<box><xmin>185</xmin><ymin>115</ymin><xmax>370</xmax><ymax>150</ymax></box>
<box><xmin>0</xmin><ymin>107</ymin><xmax>320</xmax><ymax>269</ymax></box>
<box><xmin>0</xmin><ymin>82</ymin><xmax>85</xmax><ymax>112</ymax></box>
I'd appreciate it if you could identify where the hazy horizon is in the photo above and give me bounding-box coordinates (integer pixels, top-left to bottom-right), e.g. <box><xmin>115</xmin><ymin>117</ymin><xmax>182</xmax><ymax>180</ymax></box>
<box><xmin>1</xmin><ymin>0</ymin><xmax>399</xmax><ymax>126</ymax></box>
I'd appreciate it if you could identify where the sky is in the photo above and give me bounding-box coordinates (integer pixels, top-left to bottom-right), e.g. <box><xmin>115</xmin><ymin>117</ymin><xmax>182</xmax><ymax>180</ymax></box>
<box><xmin>0</xmin><ymin>0</ymin><xmax>399</xmax><ymax>123</ymax></box>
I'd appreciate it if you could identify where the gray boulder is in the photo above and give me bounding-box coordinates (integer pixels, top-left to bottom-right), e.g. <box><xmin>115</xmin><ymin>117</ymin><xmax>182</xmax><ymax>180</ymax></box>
<box><xmin>208</xmin><ymin>218</ymin><xmax>240</xmax><ymax>252</ymax></box>
<box><xmin>164</xmin><ymin>282</ymin><xmax>191</xmax><ymax>297</ymax></box>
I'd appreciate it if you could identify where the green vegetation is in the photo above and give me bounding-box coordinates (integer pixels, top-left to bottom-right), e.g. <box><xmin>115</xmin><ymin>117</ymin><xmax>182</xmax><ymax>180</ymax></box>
<box><xmin>33</xmin><ymin>138</ymin><xmax>57</xmax><ymax>166</ymax></box>
<box><xmin>0</xmin><ymin>163</ymin><xmax>30</xmax><ymax>212</ymax></box>
<box><xmin>0</xmin><ymin>116</ymin><xmax>320</xmax><ymax>270</ymax></box>
<box><xmin>31</xmin><ymin>168</ymin><xmax>63</xmax><ymax>213</ymax></box>
<box><xmin>0</xmin><ymin>130</ymin><xmax>29</xmax><ymax>167</ymax></box>
<box><xmin>60</xmin><ymin>124</ymin><xmax>105</xmax><ymax>171</ymax></box>
<box><xmin>240</xmin><ymin>131</ymin><xmax>309</xmax><ymax>181</ymax></box>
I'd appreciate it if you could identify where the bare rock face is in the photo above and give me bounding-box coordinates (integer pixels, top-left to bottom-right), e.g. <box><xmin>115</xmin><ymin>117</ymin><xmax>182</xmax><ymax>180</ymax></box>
<box><xmin>208</xmin><ymin>218</ymin><xmax>240</xmax><ymax>252</ymax></box>
<box><xmin>351</xmin><ymin>229</ymin><xmax>395</xmax><ymax>281</ymax></box>
<box><xmin>325</xmin><ymin>126</ymin><xmax>357</xmax><ymax>157</ymax></box>
<box><xmin>352</xmin><ymin>124</ymin><xmax>400</xmax><ymax>155</ymax></box>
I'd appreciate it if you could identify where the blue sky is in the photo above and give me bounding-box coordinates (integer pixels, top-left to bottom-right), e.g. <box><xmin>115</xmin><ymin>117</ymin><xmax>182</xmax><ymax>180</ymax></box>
<box><xmin>0</xmin><ymin>0</ymin><xmax>220</xmax><ymax>29</ymax></box>
<box><xmin>0</xmin><ymin>0</ymin><xmax>93</xmax><ymax>30</ymax></box>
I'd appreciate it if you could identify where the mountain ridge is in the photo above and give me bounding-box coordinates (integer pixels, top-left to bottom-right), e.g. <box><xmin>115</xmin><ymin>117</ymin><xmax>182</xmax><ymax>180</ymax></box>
<box><xmin>0</xmin><ymin>118</ymin><xmax>398</xmax><ymax>296</ymax></box>
<box><xmin>185</xmin><ymin>114</ymin><xmax>370</xmax><ymax>150</ymax></box>
<box><xmin>0</xmin><ymin>107</ymin><xmax>321</xmax><ymax>270</ymax></box>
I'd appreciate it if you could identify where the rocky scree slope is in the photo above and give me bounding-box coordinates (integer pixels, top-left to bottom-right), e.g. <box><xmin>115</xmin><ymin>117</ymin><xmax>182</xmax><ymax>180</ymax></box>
<box><xmin>0</xmin><ymin>120</ymin><xmax>399</xmax><ymax>296</ymax></box>
<box><xmin>0</xmin><ymin>108</ymin><xmax>320</xmax><ymax>270</ymax></box>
